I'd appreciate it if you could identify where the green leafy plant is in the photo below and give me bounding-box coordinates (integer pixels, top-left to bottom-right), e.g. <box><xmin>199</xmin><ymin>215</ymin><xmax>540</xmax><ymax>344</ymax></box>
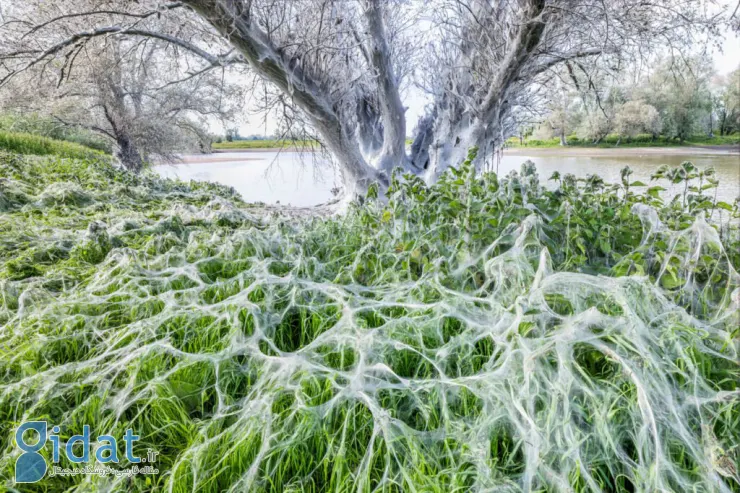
<box><xmin>0</xmin><ymin>150</ymin><xmax>738</xmax><ymax>492</ymax></box>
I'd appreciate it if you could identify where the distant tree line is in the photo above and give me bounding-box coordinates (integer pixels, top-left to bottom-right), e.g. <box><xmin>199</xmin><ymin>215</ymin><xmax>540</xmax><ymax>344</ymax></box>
<box><xmin>526</xmin><ymin>59</ymin><xmax>740</xmax><ymax>145</ymax></box>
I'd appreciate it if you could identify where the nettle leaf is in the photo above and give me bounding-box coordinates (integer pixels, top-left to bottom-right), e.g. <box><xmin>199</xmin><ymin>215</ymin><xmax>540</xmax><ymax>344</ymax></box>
<box><xmin>660</xmin><ymin>272</ymin><xmax>684</xmax><ymax>290</ymax></box>
<box><xmin>681</xmin><ymin>161</ymin><xmax>696</xmax><ymax>173</ymax></box>
<box><xmin>630</xmin><ymin>181</ymin><xmax>647</xmax><ymax>187</ymax></box>
<box><xmin>647</xmin><ymin>186</ymin><xmax>665</xmax><ymax>198</ymax></box>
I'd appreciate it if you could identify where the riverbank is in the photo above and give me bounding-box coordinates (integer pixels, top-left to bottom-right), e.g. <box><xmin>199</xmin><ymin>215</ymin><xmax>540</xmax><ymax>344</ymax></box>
<box><xmin>504</xmin><ymin>145</ymin><xmax>739</xmax><ymax>157</ymax></box>
<box><xmin>506</xmin><ymin>134</ymin><xmax>740</xmax><ymax>149</ymax></box>
<box><xmin>212</xmin><ymin>139</ymin><xmax>317</xmax><ymax>151</ymax></box>
<box><xmin>181</xmin><ymin>145</ymin><xmax>739</xmax><ymax>166</ymax></box>
<box><xmin>211</xmin><ymin>141</ymin><xmax>739</xmax><ymax>158</ymax></box>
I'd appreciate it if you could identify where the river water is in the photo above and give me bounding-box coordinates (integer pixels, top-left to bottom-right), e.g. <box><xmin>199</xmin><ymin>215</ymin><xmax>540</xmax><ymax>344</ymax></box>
<box><xmin>155</xmin><ymin>148</ymin><xmax>739</xmax><ymax>207</ymax></box>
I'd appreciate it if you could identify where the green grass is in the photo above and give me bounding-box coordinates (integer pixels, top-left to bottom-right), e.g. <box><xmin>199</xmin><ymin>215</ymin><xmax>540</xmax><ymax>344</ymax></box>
<box><xmin>0</xmin><ymin>131</ymin><xmax>107</xmax><ymax>160</ymax></box>
<box><xmin>508</xmin><ymin>133</ymin><xmax>740</xmax><ymax>149</ymax></box>
<box><xmin>0</xmin><ymin>113</ymin><xmax>112</xmax><ymax>153</ymax></box>
<box><xmin>212</xmin><ymin>139</ymin><xmax>318</xmax><ymax>150</ymax></box>
<box><xmin>0</xmin><ymin>149</ymin><xmax>738</xmax><ymax>492</ymax></box>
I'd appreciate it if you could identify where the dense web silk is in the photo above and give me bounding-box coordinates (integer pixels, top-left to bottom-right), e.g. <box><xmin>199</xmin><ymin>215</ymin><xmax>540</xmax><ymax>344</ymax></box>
<box><xmin>0</xmin><ymin>153</ymin><xmax>738</xmax><ymax>492</ymax></box>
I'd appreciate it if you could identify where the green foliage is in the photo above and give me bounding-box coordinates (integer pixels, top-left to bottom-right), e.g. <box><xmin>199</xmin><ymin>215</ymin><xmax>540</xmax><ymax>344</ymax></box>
<box><xmin>0</xmin><ymin>113</ymin><xmax>112</xmax><ymax>153</ymax></box>
<box><xmin>0</xmin><ymin>150</ymin><xmax>738</xmax><ymax>492</ymax></box>
<box><xmin>0</xmin><ymin>131</ymin><xmax>106</xmax><ymax>160</ymax></box>
<box><xmin>212</xmin><ymin>139</ymin><xmax>318</xmax><ymax>150</ymax></box>
<box><xmin>522</xmin><ymin>58</ymin><xmax>740</xmax><ymax>145</ymax></box>
<box><xmin>508</xmin><ymin>133</ymin><xmax>740</xmax><ymax>148</ymax></box>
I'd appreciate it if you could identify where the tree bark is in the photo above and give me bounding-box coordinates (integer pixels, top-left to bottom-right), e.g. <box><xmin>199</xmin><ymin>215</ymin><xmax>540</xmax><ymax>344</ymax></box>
<box><xmin>184</xmin><ymin>0</ymin><xmax>382</xmax><ymax>194</ymax></box>
<box><xmin>411</xmin><ymin>0</ymin><xmax>547</xmax><ymax>181</ymax></box>
<box><xmin>115</xmin><ymin>133</ymin><xmax>144</xmax><ymax>172</ymax></box>
<box><xmin>362</xmin><ymin>1</ymin><xmax>408</xmax><ymax>175</ymax></box>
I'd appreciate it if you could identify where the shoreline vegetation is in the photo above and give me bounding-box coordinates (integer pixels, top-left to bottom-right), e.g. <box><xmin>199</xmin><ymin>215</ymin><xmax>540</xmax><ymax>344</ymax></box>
<box><xmin>212</xmin><ymin>139</ymin><xmax>319</xmax><ymax>151</ymax></box>
<box><xmin>504</xmin><ymin>134</ymin><xmax>740</xmax><ymax>149</ymax></box>
<box><xmin>1</xmin><ymin>129</ymin><xmax>735</xmax><ymax>157</ymax></box>
<box><xmin>211</xmin><ymin>135</ymin><xmax>739</xmax><ymax>152</ymax></box>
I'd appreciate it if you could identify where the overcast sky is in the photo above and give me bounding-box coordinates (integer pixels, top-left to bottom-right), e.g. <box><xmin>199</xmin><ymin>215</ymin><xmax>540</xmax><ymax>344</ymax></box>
<box><xmin>715</xmin><ymin>28</ymin><xmax>740</xmax><ymax>74</ymax></box>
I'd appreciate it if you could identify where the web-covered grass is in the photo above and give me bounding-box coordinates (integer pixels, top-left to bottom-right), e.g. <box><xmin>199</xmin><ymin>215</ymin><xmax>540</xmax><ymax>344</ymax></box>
<box><xmin>0</xmin><ymin>151</ymin><xmax>738</xmax><ymax>492</ymax></box>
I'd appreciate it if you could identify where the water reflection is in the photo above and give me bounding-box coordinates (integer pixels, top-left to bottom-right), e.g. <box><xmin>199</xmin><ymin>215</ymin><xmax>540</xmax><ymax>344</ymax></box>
<box><xmin>498</xmin><ymin>150</ymin><xmax>739</xmax><ymax>205</ymax></box>
<box><xmin>156</xmin><ymin>149</ymin><xmax>739</xmax><ymax>206</ymax></box>
<box><xmin>155</xmin><ymin>151</ymin><xmax>340</xmax><ymax>207</ymax></box>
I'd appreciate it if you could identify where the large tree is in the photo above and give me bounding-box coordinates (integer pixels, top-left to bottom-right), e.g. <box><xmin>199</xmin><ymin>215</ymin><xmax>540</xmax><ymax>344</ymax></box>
<box><xmin>0</xmin><ymin>0</ymin><xmax>727</xmax><ymax>191</ymax></box>
<box><xmin>636</xmin><ymin>57</ymin><xmax>715</xmax><ymax>142</ymax></box>
<box><xmin>0</xmin><ymin>12</ymin><xmax>240</xmax><ymax>171</ymax></box>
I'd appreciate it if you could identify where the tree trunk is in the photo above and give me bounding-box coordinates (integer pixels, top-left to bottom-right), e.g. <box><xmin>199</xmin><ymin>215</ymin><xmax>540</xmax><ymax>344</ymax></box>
<box><xmin>410</xmin><ymin>0</ymin><xmax>547</xmax><ymax>182</ymax></box>
<box><xmin>313</xmin><ymin>117</ymin><xmax>387</xmax><ymax>196</ymax></box>
<box><xmin>116</xmin><ymin>133</ymin><xmax>143</xmax><ymax>172</ymax></box>
<box><xmin>560</xmin><ymin>129</ymin><xmax>567</xmax><ymax>146</ymax></box>
<box><xmin>186</xmin><ymin>0</ymin><xmax>386</xmax><ymax>195</ymax></box>
<box><xmin>362</xmin><ymin>0</ymin><xmax>408</xmax><ymax>176</ymax></box>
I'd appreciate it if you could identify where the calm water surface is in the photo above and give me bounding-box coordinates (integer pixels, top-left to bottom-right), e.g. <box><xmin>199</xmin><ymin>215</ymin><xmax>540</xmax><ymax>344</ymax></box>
<box><xmin>156</xmin><ymin>149</ymin><xmax>740</xmax><ymax>207</ymax></box>
<box><xmin>155</xmin><ymin>151</ymin><xmax>340</xmax><ymax>207</ymax></box>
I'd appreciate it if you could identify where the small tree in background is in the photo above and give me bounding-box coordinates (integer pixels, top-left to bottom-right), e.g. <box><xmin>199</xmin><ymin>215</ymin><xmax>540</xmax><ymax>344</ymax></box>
<box><xmin>714</xmin><ymin>68</ymin><xmax>740</xmax><ymax>136</ymax></box>
<box><xmin>614</xmin><ymin>100</ymin><xmax>662</xmax><ymax>141</ymax></box>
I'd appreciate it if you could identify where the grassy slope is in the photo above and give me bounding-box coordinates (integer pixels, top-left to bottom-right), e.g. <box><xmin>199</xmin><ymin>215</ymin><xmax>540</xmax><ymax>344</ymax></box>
<box><xmin>0</xmin><ymin>131</ymin><xmax>107</xmax><ymax>160</ymax></box>
<box><xmin>0</xmin><ymin>149</ymin><xmax>738</xmax><ymax>492</ymax></box>
<box><xmin>0</xmin><ymin>114</ymin><xmax>112</xmax><ymax>153</ymax></box>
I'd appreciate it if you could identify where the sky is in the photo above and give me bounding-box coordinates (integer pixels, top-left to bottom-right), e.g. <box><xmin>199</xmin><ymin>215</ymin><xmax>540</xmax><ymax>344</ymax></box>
<box><xmin>233</xmin><ymin>6</ymin><xmax>740</xmax><ymax>138</ymax></box>
<box><xmin>715</xmin><ymin>28</ymin><xmax>740</xmax><ymax>74</ymax></box>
